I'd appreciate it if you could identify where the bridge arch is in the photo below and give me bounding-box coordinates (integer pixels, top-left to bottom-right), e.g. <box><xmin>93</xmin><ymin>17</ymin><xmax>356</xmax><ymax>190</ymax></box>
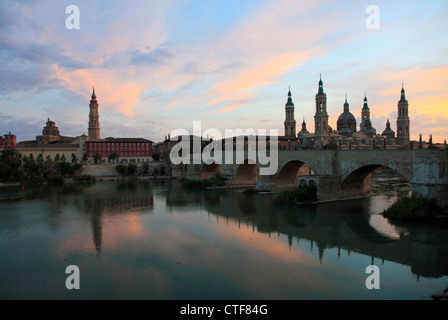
<box><xmin>200</xmin><ymin>163</ymin><xmax>223</xmax><ymax>179</ymax></box>
<box><xmin>234</xmin><ymin>160</ymin><xmax>257</xmax><ymax>186</ymax></box>
<box><xmin>275</xmin><ymin>160</ymin><xmax>313</xmax><ymax>189</ymax></box>
<box><xmin>341</xmin><ymin>164</ymin><xmax>410</xmax><ymax>198</ymax></box>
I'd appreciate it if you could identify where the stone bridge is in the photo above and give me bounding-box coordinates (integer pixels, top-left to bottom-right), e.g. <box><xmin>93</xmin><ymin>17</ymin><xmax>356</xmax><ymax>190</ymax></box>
<box><xmin>172</xmin><ymin>149</ymin><xmax>448</xmax><ymax>205</ymax></box>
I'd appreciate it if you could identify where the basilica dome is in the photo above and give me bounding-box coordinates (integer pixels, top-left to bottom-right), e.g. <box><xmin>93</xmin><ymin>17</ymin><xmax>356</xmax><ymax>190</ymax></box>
<box><xmin>337</xmin><ymin>98</ymin><xmax>357</xmax><ymax>134</ymax></box>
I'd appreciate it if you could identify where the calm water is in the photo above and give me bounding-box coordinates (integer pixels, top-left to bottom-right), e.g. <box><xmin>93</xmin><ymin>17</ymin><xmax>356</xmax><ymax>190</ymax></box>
<box><xmin>0</xmin><ymin>175</ymin><xmax>447</xmax><ymax>300</ymax></box>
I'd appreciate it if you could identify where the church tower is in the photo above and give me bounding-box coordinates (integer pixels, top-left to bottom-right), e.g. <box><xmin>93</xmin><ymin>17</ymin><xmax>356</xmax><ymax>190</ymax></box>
<box><xmin>88</xmin><ymin>87</ymin><xmax>100</xmax><ymax>141</ymax></box>
<box><xmin>314</xmin><ymin>75</ymin><xmax>330</xmax><ymax>149</ymax></box>
<box><xmin>360</xmin><ymin>94</ymin><xmax>377</xmax><ymax>137</ymax></box>
<box><xmin>284</xmin><ymin>87</ymin><xmax>297</xmax><ymax>138</ymax></box>
<box><xmin>361</xmin><ymin>94</ymin><xmax>370</xmax><ymax>130</ymax></box>
<box><xmin>396</xmin><ymin>84</ymin><xmax>410</xmax><ymax>148</ymax></box>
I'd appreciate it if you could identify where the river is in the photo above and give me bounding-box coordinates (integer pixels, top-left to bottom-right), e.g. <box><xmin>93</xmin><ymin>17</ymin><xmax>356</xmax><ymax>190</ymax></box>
<box><xmin>0</xmin><ymin>171</ymin><xmax>447</xmax><ymax>300</ymax></box>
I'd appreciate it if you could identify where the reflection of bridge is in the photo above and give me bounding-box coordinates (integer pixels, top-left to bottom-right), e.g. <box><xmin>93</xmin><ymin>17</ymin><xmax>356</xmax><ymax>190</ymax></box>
<box><xmin>164</xmin><ymin>182</ymin><xmax>448</xmax><ymax>279</ymax></box>
<box><xmin>172</xmin><ymin>149</ymin><xmax>448</xmax><ymax>205</ymax></box>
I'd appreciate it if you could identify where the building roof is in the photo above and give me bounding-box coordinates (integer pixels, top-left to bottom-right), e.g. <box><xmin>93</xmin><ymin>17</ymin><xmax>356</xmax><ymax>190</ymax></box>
<box><xmin>337</xmin><ymin>112</ymin><xmax>356</xmax><ymax>126</ymax></box>
<box><xmin>16</xmin><ymin>141</ymin><xmax>80</xmax><ymax>149</ymax></box>
<box><xmin>88</xmin><ymin>137</ymin><xmax>153</xmax><ymax>143</ymax></box>
<box><xmin>298</xmin><ymin>132</ymin><xmax>314</xmax><ymax>138</ymax></box>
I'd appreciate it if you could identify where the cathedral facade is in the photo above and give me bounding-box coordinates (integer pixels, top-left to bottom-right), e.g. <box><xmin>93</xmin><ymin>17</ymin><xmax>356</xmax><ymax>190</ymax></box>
<box><xmin>290</xmin><ymin>76</ymin><xmax>410</xmax><ymax>150</ymax></box>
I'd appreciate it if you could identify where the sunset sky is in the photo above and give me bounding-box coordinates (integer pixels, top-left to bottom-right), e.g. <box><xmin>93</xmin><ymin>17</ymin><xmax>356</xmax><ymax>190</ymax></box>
<box><xmin>1</xmin><ymin>0</ymin><xmax>447</xmax><ymax>143</ymax></box>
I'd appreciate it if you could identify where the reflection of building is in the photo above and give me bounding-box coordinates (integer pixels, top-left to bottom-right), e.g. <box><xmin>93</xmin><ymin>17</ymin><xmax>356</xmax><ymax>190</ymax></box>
<box><xmin>0</xmin><ymin>132</ymin><xmax>16</xmax><ymax>151</ymax></box>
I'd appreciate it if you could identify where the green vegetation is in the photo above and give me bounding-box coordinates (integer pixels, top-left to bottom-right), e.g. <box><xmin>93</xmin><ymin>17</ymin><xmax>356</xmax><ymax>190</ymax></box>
<box><xmin>116</xmin><ymin>164</ymin><xmax>128</xmax><ymax>176</ymax></box>
<box><xmin>383</xmin><ymin>195</ymin><xmax>446</xmax><ymax>221</ymax></box>
<box><xmin>151</xmin><ymin>166</ymin><xmax>159</xmax><ymax>177</ymax></box>
<box><xmin>274</xmin><ymin>185</ymin><xmax>317</xmax><ymax>204</ymax></box>
<box><xmin>182</xmin><ymin>174</ymin><xmax>227</xmax><ymax>189</ymax></box>
<box><xmin>142</xmin><ymin>162</ymin><xmax>150</xmax><ymax>175</ymax></box>
<box><xmin>116</xmin><ymin>163</ymin><xmax>162</xmax><ymax>178</ymax></box>
<box><xmin>127</xmin><ymin>163</ymin><xmax>138</xmax><ymax>176</ymax></box>
<box><xmin>0</xmin><ymin>150</ymin><xmax>83</xmax><ymax>184</ymax></box>
<box><xmin>93</xmin><ymin>153</ymin><xmax>102</xmax><ymax>164</ymax></box>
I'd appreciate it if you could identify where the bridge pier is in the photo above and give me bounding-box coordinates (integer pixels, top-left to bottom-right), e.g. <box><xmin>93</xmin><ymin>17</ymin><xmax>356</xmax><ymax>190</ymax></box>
<box><xmin>412</xmin><ymin>183</ymin><xmax>448</xmax><ymax>206</ymax></box>
<box><xmin>411</xmin><ymin>149</ymin><xmax>448</xmax><ymax>206</ymax></box>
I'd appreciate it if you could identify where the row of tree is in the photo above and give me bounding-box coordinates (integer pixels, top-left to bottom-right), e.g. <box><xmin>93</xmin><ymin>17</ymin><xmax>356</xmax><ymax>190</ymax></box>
<box><xmin>0</xmin><ymin>150</ymin><xmax>83</xmax><ymax>183</ymax></box>
<box><xmin>115</xmin><ymin>162</ymin><xmax>165</xmax><ymax>177</ymax></box>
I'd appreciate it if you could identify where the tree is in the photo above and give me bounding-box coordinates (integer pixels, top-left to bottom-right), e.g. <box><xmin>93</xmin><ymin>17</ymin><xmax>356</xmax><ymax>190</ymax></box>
<box><xmin>93</xmin><ymin>153</ymin><xmax>101</xmax><ymax>165</ymax></box>
<box><xmin>108</xmin><ymin>152</ymin><xmax>119</xmax><ymax>164</ymax></box>
<box><xmin>71</xmin><ymin>153</ymin><xmax>78</xmax><ymax>164</ymax></box>
<box><xmin>127</xmin><ymin>163</ymin><xmax>137</xmax><ymax>176</ymax></box>
<box><xmin>152</xmin><ymin>166</ymin><xmax>159</xmax><ymax>178</ymax></box>
<box><xmin>142</xmin><ymin>162</ymin><xmax>150</xmax><ymax>175</ymax></box>
<box><xmin>116</xmin><ymin>164</ymin><xmax>127</xmax><ymax>176</ymax></box>
<box><xmin>0</xmin><ymin>149</ymin><xmax>23</xmax><ymax>182</ymax></box>
<box><xmin>82</xmin><ymin>153</ymin><xmax>88</xmax><ymax>163</ymax></box>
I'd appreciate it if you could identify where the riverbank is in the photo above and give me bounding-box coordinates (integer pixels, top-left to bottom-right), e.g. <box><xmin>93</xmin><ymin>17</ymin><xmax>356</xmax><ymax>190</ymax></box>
<box><xmin>383</xmin><ymin>195</ymin><xmax>448</xmax><ymax>222</ymax></box>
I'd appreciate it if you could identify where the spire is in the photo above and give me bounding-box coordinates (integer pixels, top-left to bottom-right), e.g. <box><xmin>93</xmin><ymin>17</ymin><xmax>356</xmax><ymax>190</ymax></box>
<box><xmin>286</xmin><ymin>87</ymin><xmax>294</xmax><ymax>106</ymax></box>
<box><xmin>318</xmin><ymin>74</ymin><xmax>325</xmax><ymax>95</ymax></box>
<box><xmin>91</xmin><ymin>87</ymin><xmax>97</xmax><ymax>100</ymax></box>
<box><xmin>400</xmin><ymin>83</ymin><xmax>408</xmax><ymax>103</ymax></box>
<box><xmin>301</xmin><ymin>117</ymin><xmax>308</xmax><ymax>132</ymax></box>
<box><xmin>363</xmin><ymin>93</ymin><xmax>369</xmax><ymax>110</ymax></box>
<box><xmin>344</xmin><ymin>95</ymin><xmax>349</xmax><ymax>113</ymax></box>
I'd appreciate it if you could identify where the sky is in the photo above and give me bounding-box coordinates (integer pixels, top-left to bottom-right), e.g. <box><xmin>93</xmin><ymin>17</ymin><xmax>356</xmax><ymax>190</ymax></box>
<box><xmin>0</xmin><ymin>0</ymin><xmax>447</xmax><ymax>143</ymax></box>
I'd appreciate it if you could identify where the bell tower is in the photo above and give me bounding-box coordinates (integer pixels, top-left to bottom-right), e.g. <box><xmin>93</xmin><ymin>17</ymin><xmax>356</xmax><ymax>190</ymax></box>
<box><xmin>284</xmin><ymin>87</ymin><xmax>297</xmax><ymax>138</ymax></box>
<box><xmin>88</xmin><ymin>87</ymin><xmax>100</xmax><ymax>141</ymax></box>
<box><xmin>314</xmin><ymin>75</ymin><xmax>330</xmax><ymax>149</ymax></box>
<box><xmin>396</xmin><ymin>84</ymin><xmax>410</xmax><ymax>148</ymax></box>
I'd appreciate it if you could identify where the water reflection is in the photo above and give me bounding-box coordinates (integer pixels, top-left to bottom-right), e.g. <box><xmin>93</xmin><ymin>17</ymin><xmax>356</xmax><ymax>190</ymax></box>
<box><xmin>0</xmin><ymin>178</ymin><xmax>447</xmax><ymax>299</ymax></box>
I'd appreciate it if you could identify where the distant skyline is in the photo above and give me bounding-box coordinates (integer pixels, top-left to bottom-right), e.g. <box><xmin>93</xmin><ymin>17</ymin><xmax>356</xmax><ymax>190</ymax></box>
<box><xmin>0</xmin><ymin>0</ymin><xmax>447</xmax><ymax>143</ymax></box>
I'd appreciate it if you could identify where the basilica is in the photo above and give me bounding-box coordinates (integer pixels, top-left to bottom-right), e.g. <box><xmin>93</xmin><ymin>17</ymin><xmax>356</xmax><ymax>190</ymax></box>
<box><xmin>284</xmin><ymin>76</ymin><xmax>411</xmax><ymax>150</ymax></box>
